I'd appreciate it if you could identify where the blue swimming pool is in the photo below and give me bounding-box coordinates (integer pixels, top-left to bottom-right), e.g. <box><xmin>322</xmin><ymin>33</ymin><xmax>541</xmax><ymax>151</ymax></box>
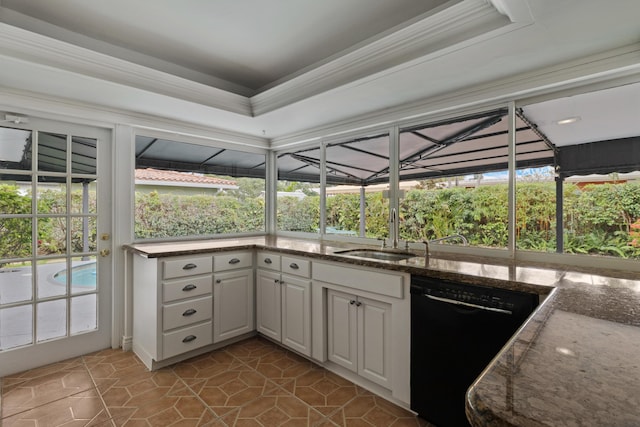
<box><xmin>53</xmin><ymin>262</ymin><xmax>96</xmax><ymax>287</ymax></box>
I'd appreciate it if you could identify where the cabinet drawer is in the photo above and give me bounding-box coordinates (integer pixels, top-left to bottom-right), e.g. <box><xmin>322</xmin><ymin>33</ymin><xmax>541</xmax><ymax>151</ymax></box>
<box><xmin>282</xmin><ymin>256</ymin><xmax>310</xmax><ymax>278</ymax></box>
<box><xmin>313</xmin><ymin>262</ymin><xmax>404</xmax><ymax>298</ymax></box>
<box><xmin>162</xmin><ymin>321</ymin><xmax>212</xmax><ymax>359</ymax></box>
<box><xmin>257</xmin><ymin>252</ymin><xmax>281</xmax><ymax>271</ymax></box>
<box><xmin>163</xmin><ymin>276</ymin><xmax>212</xmax><ymax>303</ymax></box>
<box><xmin>163</xmin><ymin>296</ymin><xmax>212</xmax><ymax>330</ymax></box>
<box><xmin>163</xmin><ymin>256</ymin><xmax>212</xmax><ymax>279</ymax></box>
<box><xmin>214</xmin><ymin>252</ymin><xmax>253</xmax><ymax>272</ymax></box>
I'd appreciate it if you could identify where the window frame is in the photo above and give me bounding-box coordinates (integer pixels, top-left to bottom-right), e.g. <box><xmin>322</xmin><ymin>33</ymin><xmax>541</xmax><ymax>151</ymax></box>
<box><xmin>131</xmin><ymin>129</ymin><xmax>269</xmax><ymax>243</ymax></box>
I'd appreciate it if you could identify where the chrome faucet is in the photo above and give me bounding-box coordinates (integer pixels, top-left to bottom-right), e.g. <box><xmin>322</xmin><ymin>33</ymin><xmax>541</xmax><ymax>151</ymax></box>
<box><xmin>428</xmin><ymin>234</ymin><xmax>468</xmax><ymax>246</ymax></box>
<box><xmin>422</xmin><ymin>234</ymin><xmax>468</xmax><ymax>263</ymax></box>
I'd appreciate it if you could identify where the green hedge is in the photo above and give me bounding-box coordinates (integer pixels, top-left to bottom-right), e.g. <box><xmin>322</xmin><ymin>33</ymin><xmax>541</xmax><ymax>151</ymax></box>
<box><xmin>135</xmin><ymin>191</ymin><xmax>265</xmax><ymax>238</ymax></box>
<box><xmin>2</xmin><ymin>181</ymin><xmax>640</xmax><ymax>260</ymax></box>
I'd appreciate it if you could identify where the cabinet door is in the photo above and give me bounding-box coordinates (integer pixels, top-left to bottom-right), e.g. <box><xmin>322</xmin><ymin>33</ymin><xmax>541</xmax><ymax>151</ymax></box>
<box><xmin>281</xmin><ymin>275</ymin><xmax>311</xmax><ymax>357</ymax></box>
<box><xmin>327</xmin><ymin>289</ymin><xmax>357</xmax><ymax>372</ymax></box>
<box><xmin>256</xmin><ymin>269</ymin><xmax>282</xmax><ymax>341</ymax></box>
<box><xmin>357</xmin><ymin>296</ymin><xmax>392</xmax><ymax>389</ymax></box>
<box><xmin>213</xmin><ymin>269</ymin><xmax>254</xmax><ymax>343</ymax></box>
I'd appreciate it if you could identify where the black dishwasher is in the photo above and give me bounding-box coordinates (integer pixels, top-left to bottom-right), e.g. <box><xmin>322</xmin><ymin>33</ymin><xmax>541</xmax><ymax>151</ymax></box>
<box><xmin>410</xmin><ymin>275</ymin><xmax>538</xmax><ymax>427</ymax></box>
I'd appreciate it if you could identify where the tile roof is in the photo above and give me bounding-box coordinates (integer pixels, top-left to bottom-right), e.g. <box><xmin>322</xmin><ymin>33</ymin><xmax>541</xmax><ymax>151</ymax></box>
<box><xmin>135</xmin><ymin>168</ymin><xmax>237</xmax><ymax>186</ymax></box>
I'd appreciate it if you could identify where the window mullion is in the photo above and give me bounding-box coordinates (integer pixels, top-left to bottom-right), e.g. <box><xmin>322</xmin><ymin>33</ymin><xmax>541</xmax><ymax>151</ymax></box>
<box><xmin>507</xmin><ymin>101</ymin><xmax>517</xmax><ymax>257</ymax></box>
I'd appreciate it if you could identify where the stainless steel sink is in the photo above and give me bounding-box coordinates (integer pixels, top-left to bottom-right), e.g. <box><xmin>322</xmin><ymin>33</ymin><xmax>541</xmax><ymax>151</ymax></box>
<box><xmin>333</xmin><ymin>249</ymin><xmax>417</xmax><ymax>261</ymax></box>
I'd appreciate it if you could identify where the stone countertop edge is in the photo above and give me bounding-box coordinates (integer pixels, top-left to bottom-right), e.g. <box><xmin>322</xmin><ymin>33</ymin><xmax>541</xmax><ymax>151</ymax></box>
<box><xmin>125</xmin><ymin>236</ymin><xmax>640</xmax><ymax>426</ymax></box>
<box><xmin>124</xmin><ymin>236</ymin><xmax>556</xmax><ymax>295</ymax></box>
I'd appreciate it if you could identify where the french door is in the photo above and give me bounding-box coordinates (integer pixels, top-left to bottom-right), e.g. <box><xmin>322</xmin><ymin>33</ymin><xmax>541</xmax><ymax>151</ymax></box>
<box><xmin>0</xmin><ymin>119</ymin><xmax>112</xmax><ymax>376</ymax></box>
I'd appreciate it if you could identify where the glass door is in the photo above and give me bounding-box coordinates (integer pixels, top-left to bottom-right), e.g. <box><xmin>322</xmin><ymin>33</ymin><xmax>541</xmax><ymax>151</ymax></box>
<box><xmin>0</xmin><ymin>120</ymin><xmax>112</xmax><ymax>376</ymax></box>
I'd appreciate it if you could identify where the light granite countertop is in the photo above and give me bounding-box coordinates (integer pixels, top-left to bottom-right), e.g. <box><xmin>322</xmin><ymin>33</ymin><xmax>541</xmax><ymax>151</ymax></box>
<box><xmin>125</xmin><ymin>236</ymin><xmax>640</xmax><ymax>426</ymax></box>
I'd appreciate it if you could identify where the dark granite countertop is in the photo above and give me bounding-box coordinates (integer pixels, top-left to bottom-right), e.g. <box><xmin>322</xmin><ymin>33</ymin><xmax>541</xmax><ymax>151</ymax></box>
<box><xmin>125</xmin><ymin>236</ymin><xmax>640</xmax><ymax>426</ymax></box>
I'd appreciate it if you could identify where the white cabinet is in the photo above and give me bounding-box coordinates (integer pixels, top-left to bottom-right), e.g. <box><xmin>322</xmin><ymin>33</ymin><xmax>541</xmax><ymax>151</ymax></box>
<box><xmin>313</xmin><ymin>261</ymin><xmax>411</xmax><ymax>404</ymax></box>
<box><xmin>256</xmin><ymin>268</ymin><xmax>281</xmax><ymax>341</ymax></box>
<box><xmin>133</xmin><ymin>254</ymin><xmax>214</xmax><ymax>369</ymax></box>
<box><xmin>327</xmin><ymin>289</ymin><xmax>392</xmax><ymax>389</ymax></box>
<box><xmin>213</xmin><ymin>252</ymin><xmax>254</xmax><ymax>343</ymax></box>
<box><xmin>256</xmin><ymin>253</ymin><xmax>311</xmax><ymax>356</ymax></box>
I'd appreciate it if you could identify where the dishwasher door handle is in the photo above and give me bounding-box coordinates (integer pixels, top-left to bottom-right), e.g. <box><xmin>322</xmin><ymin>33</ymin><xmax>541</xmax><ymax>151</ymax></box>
<box><xmin>424</xmin><ymin>294</ymin><xmax>512</xmax><ymax>315</ymax></box>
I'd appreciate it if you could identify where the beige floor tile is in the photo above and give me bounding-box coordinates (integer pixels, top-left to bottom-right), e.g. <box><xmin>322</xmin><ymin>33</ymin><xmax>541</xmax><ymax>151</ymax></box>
<box><xmin>1</xmin><ymin>389</ymin><xmax>110</xmax><ymax>427</ymax></box>
<box><xmin>2</xmin><ymin>368</ymin><xmax>96</xmax><ymax>418</ymax></box>
<box><xmin>1</xmin><ymin>337</ymin><xmax>429</xmax><ymax>427</ymax></box>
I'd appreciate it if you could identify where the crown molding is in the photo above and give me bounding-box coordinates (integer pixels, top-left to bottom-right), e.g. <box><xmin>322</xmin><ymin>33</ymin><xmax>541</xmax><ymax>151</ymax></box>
<box><xmin>0</xmin><ymin>86</ymin><xmax>269</xmax><ymax>149</ymax></box>
<box><xmin>0</xmin><ymin>7</ymin><xmax>256</xmax><ymax>97</ymax></box>
<box><xmin>0</xmin><ymin>23</ymin><xmax>253</xmax><ymax>117</ymax></box>
<box><xmin>0</xmin><ymin>1</ymin><xmax>511</xmax><ymax>120</ymax></box>
<box><xmin>488</xmin><ymin>0</ymin><xmax>533</xmax><ymax>23</ymax></box>
<box><xmin>251</xmin><ymin>0</ymin><xmax>511</xmax><ymax>116</ymax></box>
<box><xmin>270</xmin><ymin>43</ymin><xmax>640</xmax><ymax>148</ymax></box>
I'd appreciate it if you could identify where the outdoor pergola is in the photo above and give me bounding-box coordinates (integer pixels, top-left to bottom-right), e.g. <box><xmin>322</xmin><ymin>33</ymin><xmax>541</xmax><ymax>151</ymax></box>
<box><xmin>134</xmin><ymin>109</ymin><xmax>639</xmax><ymax>252</ymax></box>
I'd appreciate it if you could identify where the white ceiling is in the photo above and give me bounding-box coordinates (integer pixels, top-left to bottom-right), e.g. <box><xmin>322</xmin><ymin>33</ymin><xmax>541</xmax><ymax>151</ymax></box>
<box><xmin>0</xmin><ymin>0</ymin><xmax>640</xmax><ymax>143</ymax></box>
<box><xmin>523</xmin><ymin>82</ymin><xmax>640</xmax><ymax>147</ymax></box>
<box><xmin>0</xmin><ymin>0</ymin><xmax>452</xmax><ymax>94</ymax></box>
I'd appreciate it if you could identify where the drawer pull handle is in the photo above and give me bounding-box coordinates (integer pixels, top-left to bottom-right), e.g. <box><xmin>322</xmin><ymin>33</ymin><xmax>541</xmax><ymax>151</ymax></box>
<box><xmin>264</xmin><ymin>258</ymin><xmax>272</xmax><ymax>264</ymax></box>
<box><xmin>182</xmin><ymin>284</ymin><xmax>197</xmax><ymax>291</ymax></box>
<box><xmin>216</xmin><ymin>279</ymin><xmax>222</xmax><ymax>283</ymax></box>
<box><xmin>182</xmin><ymin>309</ymin><xmax>197</xmax><ymax>316</ymax></box>
<box><xmin>182</xmin><ymin>335</ymin><xmax>197</xmax><ymax>343</ymax></box>
<box><xmin>182</xmin><ymin>263</ymin><xmax>197</xmax><ymax>270</ymax></box>
<box><xmin>289</xmin><ymin>263</ymin><xmax>299</xmax><ymax>270</ymax></box>
<box><xmin>228</xmin><ymin>258</ymin><xmax>241</xmax><ymax>264</ymax></box>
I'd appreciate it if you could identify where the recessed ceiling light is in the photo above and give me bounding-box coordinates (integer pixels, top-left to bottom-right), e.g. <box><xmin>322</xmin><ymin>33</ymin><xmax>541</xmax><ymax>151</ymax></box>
<box><xmin>556</xmin><ymin>116</ymin><xmax>581</xmax><ymax>125</ymax></box>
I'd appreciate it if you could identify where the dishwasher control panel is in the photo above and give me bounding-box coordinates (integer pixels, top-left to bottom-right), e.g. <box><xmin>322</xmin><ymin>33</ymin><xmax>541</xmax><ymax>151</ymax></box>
<box><xmin>410</xmin><ymin>277</ymin><xmax>538</xmax><ymax>314</ymax></box>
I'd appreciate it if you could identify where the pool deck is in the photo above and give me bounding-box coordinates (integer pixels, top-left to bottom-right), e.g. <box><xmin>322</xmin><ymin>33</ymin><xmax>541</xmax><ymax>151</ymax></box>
<box><xmin>0</xmin><ymin>261</ymin><xmax>97</xmax><ymax>350</ymax></box>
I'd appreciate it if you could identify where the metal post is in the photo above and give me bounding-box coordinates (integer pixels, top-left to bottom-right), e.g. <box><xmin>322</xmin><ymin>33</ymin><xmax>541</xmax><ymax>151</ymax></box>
<box><xmin>555</xmin><ymin>175</ymin><xmax>564</xmax><ymax>253</ymax></box>
<box><xmin>320</xmin><ymin>142</ymin><xmax>326</xmax><ymax>236</ymax></box>
<box><xmin>389</xmin><ymin>126</ymin><xmax>400</xmax><ymax>246</ymax></box>
<box><xmin>359</xmin><ymin>186</ymin><xmax>366</xmax><ymax>237</ymax></box>
<box><xmin>507</xmin><ymin>102</ymin><xmax>516</xmax><ymax>257</ymax></box>
<box><xmin>82</xmin><ymin>181</ymin><xmax>89</xmax><ymax>260</ymax></box>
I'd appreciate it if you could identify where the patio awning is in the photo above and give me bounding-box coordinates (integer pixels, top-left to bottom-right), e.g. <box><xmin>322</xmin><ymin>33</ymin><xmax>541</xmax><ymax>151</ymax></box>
<box><xmin>277</xmin><ymin>108</ymin><xmax>556</xmax><ymax>185</ymax></box>
<box><xmin>0</xmin><ymin>129</ymin><xmax>97</xmax><ymax>183</ymax></box>
<box><xmin>6</xmin><ymin>81</ymin><xmax>639</xmax><ymax>186</ymax></box>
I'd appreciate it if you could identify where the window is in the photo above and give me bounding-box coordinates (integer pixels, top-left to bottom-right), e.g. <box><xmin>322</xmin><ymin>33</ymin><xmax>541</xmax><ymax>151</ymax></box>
<box><xmin>276</xmin><ymin>146</ymin><xmax>321</xmax><ymax>234</ymax></box>
<box><xmin>324</xmin><ymin>134</ymin><xmax>390</xmax><ymax>238</ymax></box>
<box><xmin>134</xmin><ymin>136</ymin><xmax>266</xmax><ymax>239</ymax></box>
<box><xmin>398</xmin><ymin>111</ymin><xmax>515</xmax><ymax>249</ymax></box>
<box><xmin>521</xmin><ymin>82</ymin><xmax>640</xmax><ymax>259</ymax></box>
<box><xmin>1</xmin><ymin>127</ymin><xmax>99</xmax><ymax>350</ymax></box>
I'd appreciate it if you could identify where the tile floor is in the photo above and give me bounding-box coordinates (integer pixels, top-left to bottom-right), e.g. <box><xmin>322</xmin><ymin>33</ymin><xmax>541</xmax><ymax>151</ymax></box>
<box><xmin>0</xmin><ymin>336</ymin><xmax>432</xmax><ymax>426</ymax></box>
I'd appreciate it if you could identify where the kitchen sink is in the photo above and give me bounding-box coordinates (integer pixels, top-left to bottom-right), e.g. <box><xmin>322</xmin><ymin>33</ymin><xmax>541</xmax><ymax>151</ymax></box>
<box><xmin>333</xmin><ymin>249</ymin><xmax>417</xmax><ymax>261</ymax></box>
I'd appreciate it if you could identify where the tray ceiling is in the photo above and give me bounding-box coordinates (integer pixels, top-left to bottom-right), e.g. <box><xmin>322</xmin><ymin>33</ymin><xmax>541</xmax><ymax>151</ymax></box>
<box><xmin>1</xmin><ymin>0</ymin><xmax>639</xmax><ymax>142</ymax></box>
<box><xmin>0</xmin><ymin>0</ymin><xmax>452</xmax><ymax>93</ymax></box>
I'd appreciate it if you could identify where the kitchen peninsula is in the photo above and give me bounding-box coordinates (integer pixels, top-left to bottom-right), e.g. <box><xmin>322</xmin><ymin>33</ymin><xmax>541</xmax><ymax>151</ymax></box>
<box><xmin>126</xmin><ymin>236</ymin><xmax>640</xmax><ymax>426</ymax></box>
